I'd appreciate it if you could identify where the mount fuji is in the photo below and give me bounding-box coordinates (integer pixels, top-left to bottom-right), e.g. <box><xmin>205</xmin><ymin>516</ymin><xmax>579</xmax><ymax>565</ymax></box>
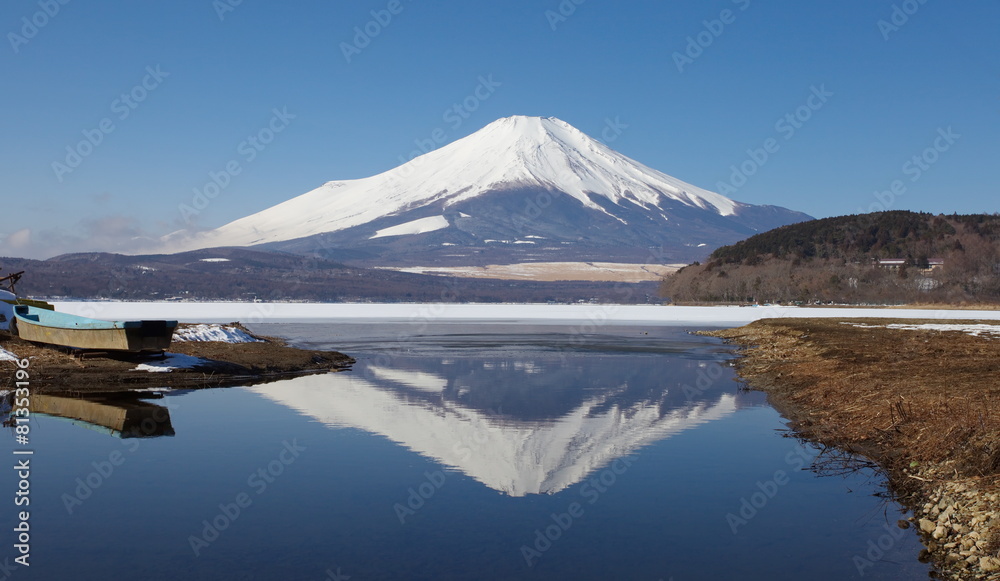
<box><xmin>162</xmin><ymin>116</ymin><xmax>810</xmax><ymax>267</ymax></box>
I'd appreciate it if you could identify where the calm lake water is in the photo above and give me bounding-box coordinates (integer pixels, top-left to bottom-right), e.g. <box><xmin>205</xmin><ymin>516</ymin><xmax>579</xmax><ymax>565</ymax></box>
<box><xmin>2</xmin><ymin>323</ymin><xmax>931</xmax><ymax>580</ymax></box>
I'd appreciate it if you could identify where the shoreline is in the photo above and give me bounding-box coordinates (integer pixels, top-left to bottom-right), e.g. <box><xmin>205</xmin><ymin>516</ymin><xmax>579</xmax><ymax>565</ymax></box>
<box><xmin>1</xmin><ymin>323</ymin><xmax>354</xmax><ymax>394</ymax></box>
<box><xmin>706</xmin><ymin>318</ymin><xmax>1000</xmax><ymax>580</ymax></box>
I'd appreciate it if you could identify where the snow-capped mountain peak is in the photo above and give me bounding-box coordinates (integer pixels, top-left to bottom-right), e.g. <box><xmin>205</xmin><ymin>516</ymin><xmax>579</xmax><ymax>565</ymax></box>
<box><xmin>161</xmin><ymin>115</ymin><xmax>810</xmax><ymax>264</ymax></box>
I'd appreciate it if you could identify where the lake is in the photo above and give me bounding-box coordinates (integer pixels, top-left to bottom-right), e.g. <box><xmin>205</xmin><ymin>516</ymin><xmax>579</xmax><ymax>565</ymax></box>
<box><xmin>2</xmin><ymin>322</ymin><xmax>931</xmax><ymax>580</ymax></box>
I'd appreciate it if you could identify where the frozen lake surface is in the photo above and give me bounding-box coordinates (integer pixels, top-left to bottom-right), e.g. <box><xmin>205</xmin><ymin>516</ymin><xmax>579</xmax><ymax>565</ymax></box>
<box><xmin>52</xmin><ymin>300</ymin><xmax>1000</xmax><ymax>326</ymax></box>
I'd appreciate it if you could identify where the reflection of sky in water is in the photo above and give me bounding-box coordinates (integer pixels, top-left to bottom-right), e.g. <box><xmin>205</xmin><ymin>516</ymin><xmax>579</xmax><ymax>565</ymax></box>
<box><xmin>1</xmin><ymin>324</ymin><xmax>930</xmax><ymax>581</ymax></box>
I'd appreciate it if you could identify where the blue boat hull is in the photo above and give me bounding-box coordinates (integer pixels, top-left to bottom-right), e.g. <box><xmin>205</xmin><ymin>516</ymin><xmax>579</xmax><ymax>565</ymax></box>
<box><xmin>12</xmin><ymin>305</ymin><xmax>177</xmax><ymax>352</ymax></box>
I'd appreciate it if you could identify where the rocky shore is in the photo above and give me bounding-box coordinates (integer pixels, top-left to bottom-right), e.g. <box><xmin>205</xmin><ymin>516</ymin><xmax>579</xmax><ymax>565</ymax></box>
<box><xmin>707</xmin><ymin>318</ymin><xmax>1000</xmax><ymax>580</ymax></box>
<box><xmin>1</xmin><ymin>322</ymin><xmax>353</xmax><ymax>393</ymax></box>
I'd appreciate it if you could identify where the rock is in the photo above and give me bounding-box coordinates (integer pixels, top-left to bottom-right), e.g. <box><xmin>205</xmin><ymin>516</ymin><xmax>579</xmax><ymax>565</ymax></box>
<box><xmin>920</xmin><ymin>518</ymin><xmax>937</xmax><ymax>533</ymax></box>
<box><xmin>897</xmin><ymin>519</ymin><xmax>910</xmax><ymax>529</ymax></box>
<box><xmin>933</xmin><ymin>525</ymin><xmax>948</xmax><ymax>539</ymax></box>
<box><xmin>982</xmin><ymin>557</ymin><xmax>1000</xmax><ymax>573</ymax></box>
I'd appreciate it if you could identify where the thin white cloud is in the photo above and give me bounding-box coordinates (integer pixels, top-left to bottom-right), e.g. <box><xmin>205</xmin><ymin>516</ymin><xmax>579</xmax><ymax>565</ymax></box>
<box><xmin>3</xmin><ymin>216</ymin><xmax>163</xmax><ymax>259</ymax></box>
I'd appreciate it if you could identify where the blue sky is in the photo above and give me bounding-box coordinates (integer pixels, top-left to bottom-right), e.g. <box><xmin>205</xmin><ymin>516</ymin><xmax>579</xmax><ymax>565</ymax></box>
<box><xmin>1</xmin><ymin>0</ymin><xmax>997</xmax><ymax>258</ymax></box>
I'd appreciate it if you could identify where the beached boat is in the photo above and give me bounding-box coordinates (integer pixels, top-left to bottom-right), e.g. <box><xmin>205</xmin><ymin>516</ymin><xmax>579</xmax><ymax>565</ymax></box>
<box><xmin>11</xmin><ymin>305</ymin><xmax>177</xmax><ymax>352</ymax></box>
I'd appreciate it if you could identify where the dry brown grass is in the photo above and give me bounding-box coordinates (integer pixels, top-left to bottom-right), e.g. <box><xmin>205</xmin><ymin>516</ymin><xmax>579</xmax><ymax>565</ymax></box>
<box><xmin>712</xmin><ymin>318</ymin><xmax>1000</xmax><ymax>476</ymax></box>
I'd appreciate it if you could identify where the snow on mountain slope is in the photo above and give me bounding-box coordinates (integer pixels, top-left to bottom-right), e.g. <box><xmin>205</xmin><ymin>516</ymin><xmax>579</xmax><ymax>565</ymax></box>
<box><xmin>370</xmin><ymin>215</ymin><xmax>449</xmax><ymax>239</ymax></box>
<box><xmin>162</xmin><ymin>116</ymin><xmax>751</xmax><ymax>253</ymax></box>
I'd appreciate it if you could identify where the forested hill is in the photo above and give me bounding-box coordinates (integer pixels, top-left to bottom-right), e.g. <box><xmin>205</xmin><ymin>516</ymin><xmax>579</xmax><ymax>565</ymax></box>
<box><xmin>661</xmin><ymin>211</ymin><xmax>1000</xmax><ymax>304</ymax></box>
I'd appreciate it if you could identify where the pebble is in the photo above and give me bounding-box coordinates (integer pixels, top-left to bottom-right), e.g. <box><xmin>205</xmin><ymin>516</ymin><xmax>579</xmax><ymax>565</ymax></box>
<box><xmin>982</xmin><ymin>557</ymin><xmax>1000</xmax><ymax>573</ymax></box>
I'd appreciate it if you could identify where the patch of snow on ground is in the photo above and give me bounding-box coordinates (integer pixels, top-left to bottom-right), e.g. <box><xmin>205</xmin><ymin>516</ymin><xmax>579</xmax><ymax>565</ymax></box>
<box><xmin>0</xmin><ymin>347</ymin><xmax>18</xmax><ymax>362</ymax></box>
<box><xmin>846</xmin><ymin>322</ymin><xmax>1000</xmax><ymax>338</ymax></box>
<box><xmin>889</xmin><ymin>323</ymin><xmax>1000</xmax><ymax>338</ymax></box>
<box><xmin>134</xmin><ymin>353</ymin><xmax>210</xmax><ymax>373</ymax></box>
<box><xmin>173</xmin><ymin>324</ymin><xmax>262</xmax><ymax>343</ymax></box>
<box><xmin>370</xmin><ymin>215</ymin><xmax>449</xmax><ymax>239</ymax></box>
<box><xmin>200</xmin><ymin>258</ymin><xmax>231</xmax><ymax>263</ymax></box>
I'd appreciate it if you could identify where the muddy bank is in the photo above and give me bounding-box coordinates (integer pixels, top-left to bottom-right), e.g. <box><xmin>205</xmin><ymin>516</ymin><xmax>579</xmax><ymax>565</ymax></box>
<box><xmin>1</xmin><ymin>323</ymin><xmax>353</xmax><ymax>393</ymax></box>
<box><xmin>706</xmin><ymin>318</ymin><xmax>1000</xmax><ymax>580</ymax></box>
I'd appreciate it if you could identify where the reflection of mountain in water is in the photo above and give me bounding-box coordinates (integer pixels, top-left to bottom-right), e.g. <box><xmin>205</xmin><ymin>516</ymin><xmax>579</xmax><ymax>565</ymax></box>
<box><xmin>250</xmin><ymin>352</ymin><xmax>761</xmax><ymax>496</ymax></box>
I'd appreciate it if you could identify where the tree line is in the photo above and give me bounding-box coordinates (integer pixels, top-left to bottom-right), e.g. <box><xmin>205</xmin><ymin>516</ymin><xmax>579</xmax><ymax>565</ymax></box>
<box><xmin>660</xmin><ymin>212</ymin><xmax>1000</xmax><ymax>304</ymax></box>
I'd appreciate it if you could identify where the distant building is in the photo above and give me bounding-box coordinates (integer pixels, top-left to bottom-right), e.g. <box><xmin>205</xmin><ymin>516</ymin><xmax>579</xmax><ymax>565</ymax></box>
<box><xmin>875</xmin><ymin>258</ymin><xmax>944</xmax><ymax>272</ymax></box>
<box><xmin>876</xmin><ymin>259</ymin><xmax>906</xmax><ymax>269</ymax></box>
